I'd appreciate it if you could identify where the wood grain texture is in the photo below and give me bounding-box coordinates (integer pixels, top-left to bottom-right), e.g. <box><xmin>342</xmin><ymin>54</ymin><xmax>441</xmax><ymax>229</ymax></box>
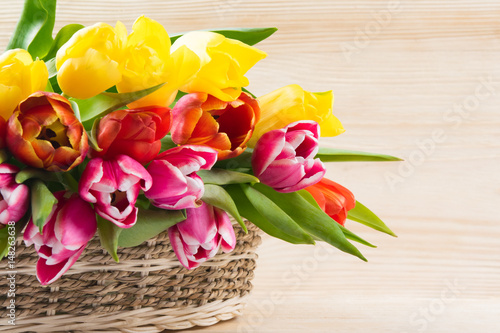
<box><xmin>1</xmin><ymin>1</ymin><xmax>499</xmax><ymax>332</ymax></box>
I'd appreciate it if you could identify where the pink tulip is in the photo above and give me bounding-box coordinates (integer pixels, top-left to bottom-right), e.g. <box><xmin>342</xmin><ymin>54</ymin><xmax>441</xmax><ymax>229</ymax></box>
<box><xmin>169</xmin><ymin>202</ymin><xmax>236</xmax><ymax>270</ymax></box>
<box><xmin>0</xmin><ymin>164</ymin><xmax>29</xmax><ymax>225</ymax></box>
<box><xmin>23</xmin><ymin>192</ymin><xmax>97</xmax><ymax>285</ymax></box>
<box><xmin>144</xmin><ymin>145</ymin><xmax>217</xmax><ymax>209</ymax></box>
<box><xmin>79</xmin><ymin>155</ymin><xmax>152</xmax><ymax>228</ymax></box>
<box><xmin>252</xmin><ymin>120</ymin><xmax>326</xmax><ymax>193</ymax></box>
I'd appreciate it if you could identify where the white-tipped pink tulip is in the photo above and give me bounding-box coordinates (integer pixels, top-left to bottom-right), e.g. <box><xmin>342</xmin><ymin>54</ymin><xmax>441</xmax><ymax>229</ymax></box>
<box><xmin>79</xmin><ymin>155</ymin><xmax>152</xmax><ymax>228</ymax></box>
<box><xmin>144</xmin><ymin>145</ymin><xmax>217</xmax><ymax>209</ymax></box>
<box><xmin>168</xmin><ymin>202</ymin><xmax>236</xmax><ymax>270</ymax></box>
<box><xmin>23</xmin><ymin>192</ymin><xmax>97</xmax><ymax>285</ymax></box>
<box><xmin>0</xmin><ymin>163</ymin><xmax>29</xmax><ymax>225</ymax></box>
<box><xmin>251</xmin><ymin>120</ymin><xmax>326</xmax><ymax>193</ymax></box>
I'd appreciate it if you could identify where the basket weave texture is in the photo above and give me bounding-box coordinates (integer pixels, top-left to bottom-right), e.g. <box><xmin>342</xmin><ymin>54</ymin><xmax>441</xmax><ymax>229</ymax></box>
<box><xmin>0</xmin><ymin>221</ymin><xmax>261</xmax><ymax>332</ymax></box>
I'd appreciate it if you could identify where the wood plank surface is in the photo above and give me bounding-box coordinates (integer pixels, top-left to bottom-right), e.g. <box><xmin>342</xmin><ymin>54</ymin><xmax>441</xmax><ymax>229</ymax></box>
<box><xmin>1</xmin><ymin>1</ymin><xmax>499</xmax><ymax>332</ymax></box>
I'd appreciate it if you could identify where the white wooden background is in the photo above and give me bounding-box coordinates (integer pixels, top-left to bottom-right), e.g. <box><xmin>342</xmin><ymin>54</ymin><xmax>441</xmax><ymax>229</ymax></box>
<box><xmin>1</xmin><ymin>1</ymin><xmax>499</xmax><ymax>332</ymax></box>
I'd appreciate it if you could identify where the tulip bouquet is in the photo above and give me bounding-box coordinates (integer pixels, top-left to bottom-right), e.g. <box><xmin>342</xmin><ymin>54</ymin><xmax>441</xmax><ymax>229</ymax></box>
<box><xmin>0</xmin><ymin>1</ymin><xmax>399</xmax><ymax>286</ymax></box>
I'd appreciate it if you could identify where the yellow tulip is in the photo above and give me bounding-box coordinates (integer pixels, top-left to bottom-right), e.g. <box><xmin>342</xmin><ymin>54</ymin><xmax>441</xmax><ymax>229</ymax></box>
<box><xmin>171</xmin><ymin>31</ymin><xmax>267</xmax><ymax>102</ymax></box>
<box><xmin>56</xmin><ymin>22</ymin><xmax>127</xmax><ymax>99</ymax></box>
<box><xmin>248</xmin><ymin>84</ymin><xmax>344</xmax><ymax>147</ymax></box>
<box><xmin>0</xmin><ymin>49</ymin><xmax>48</xmax><ymax>120</ymax></box>
<box><xmin>116</xmin><ymin>16</ymin><xmax>200</xmax><ymax>108</ymax></box>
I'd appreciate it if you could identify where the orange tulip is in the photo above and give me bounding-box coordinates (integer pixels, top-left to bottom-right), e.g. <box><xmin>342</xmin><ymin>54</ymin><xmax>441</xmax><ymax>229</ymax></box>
<box><xmin>6</xmin><ymin>92</ymin><xmax>88</xmax><ymax>172</ymax></box>
<box><xmin>304</xmin><ymin>178</ymin><xmax>355</xmax><ymax>226</ymax></box>
<box><xmin>171</xmin><ymin>92</ymin><xmax>260</xmax><ymax>160</ymax></box>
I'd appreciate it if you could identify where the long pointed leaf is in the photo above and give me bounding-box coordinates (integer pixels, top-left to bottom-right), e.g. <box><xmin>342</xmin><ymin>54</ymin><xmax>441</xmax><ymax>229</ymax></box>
<box><xmin>198</xmin><ymin>169</ymin><xmax>259</xmax><ymax>185</ymax></box>
<box><xmin>171</xmin><ymin>27</ymin><xmax>277</xmax><ymax>46</ymax></box>
<box><xmin>31</xmin><ymin>180</ymin><xmax>58</xmax><ymax>234</ymax></box>
<box><xmin>6</xmin><ymin>0</ymin><xmax>56</xmax><ymax>58</ymax></box>
<box><xmin>76</xmin><ymin>83</ymin><xmax>165</xmax><ymax>126</ymax></box>
<box><xmin>44</xmin><ymin>24</ymin><xmax>84</xmax><ymax>60</ymax></box>
<box><xmin>225</xmin><ymin>184</ymin><xmax>315</xmax><ymax>245</ymax></box>
<box><xmin>118</xmin><ymin>208</ymin><xmax>186</xmax><ymax>247</ymax></box>
<box><xmin>348</xmin><ymin>201</ymin><xmax>397</xmax><ymax>237</ymax></box>
<box><xmin>97</xmin><ymin>216</ymin><xmax>122</xmax><ymax>262</ymax></box>
<box><xmin>253</xmin><ymin>183</ymin><xmax>366</xmax><ymax>261</ymax></box>
<box><xmin>316</xmin><ymin>147</ymin><xmax>402</xmax><ymax>162</ymax></box>
<box><xmin>202</xmin><ymin>184</ymin><xmax>247</xmax><ymax>232</ymax></box>
<box><xmin>299</xmin><ymin>189</ymin><xmax>375</xmax><ymax>247</ymax></box>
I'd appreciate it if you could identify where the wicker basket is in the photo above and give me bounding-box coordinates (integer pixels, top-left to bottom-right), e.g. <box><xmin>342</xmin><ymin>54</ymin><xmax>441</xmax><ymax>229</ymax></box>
<box><xmin>0</xmin><ymin>221</ymin><xmax>261</xmax><ymax>332</ymax></box>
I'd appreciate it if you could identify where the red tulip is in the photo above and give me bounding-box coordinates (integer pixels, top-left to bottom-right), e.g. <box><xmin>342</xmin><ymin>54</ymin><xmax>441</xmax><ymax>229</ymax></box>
<box><xmin>6</xmin><ymin>91</ymin><xmax>88</xmax><ymax>172</ymax></box>
<box><xmin>91</xmin><ymin>106</ymin><xmax>171</xmax><ymax>164</ymax></box>
<box><xmin>170</xmin><ymin>92</ymin><xmax>260</xmax><ymax>160</ymax></box>
<box><xmin>304</xmin><ymin>178</ymin><xmax>355</xmax><ymax>226</ymax></box>
<box><xmin>252</xmin><ymin>120</ymin><xmax>326</xmax><ymax>193</ymax></box>
<box><xmin>23</xmin><ymin>192</ymin><xmax>97</xmax><ymax>285</ymax></box>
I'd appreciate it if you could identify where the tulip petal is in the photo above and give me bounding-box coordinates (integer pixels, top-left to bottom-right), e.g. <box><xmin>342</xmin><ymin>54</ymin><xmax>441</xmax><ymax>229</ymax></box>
<box><xmin>79</xmin><ymin>158</ymin><xmax>104</xmax><ymax>203</ymax></box>
<box><xmin>54</xmin><ymin>195</ymin><xmax>97</xmax><ymax>250</ymax></box>
<box><xmin>36</xmin><ymin>245</ymin><xmax>86</xmax><ymax>285</ymax></box>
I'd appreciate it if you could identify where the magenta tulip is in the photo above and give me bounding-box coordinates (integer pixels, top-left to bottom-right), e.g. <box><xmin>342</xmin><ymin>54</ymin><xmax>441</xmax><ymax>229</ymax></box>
<box><xmin>144</xmin><ymin>145</ymin><xmax>217</xmax><ymax>210</ymax></box>
<box><xmin>252</xmin><ymin>120</ymin><xmax>326</xmax><ymax>193</ymax></box>
<box><xmin>0</xmin><ymin>164</ymin><xmax>29</xmax><ymax>225</ymax></box>
<box><xmin>79</xmin><ymin>155</ymin><xmax>152</xmax><ymax>228</ymax></box>
<box><xmin>23</xmin><ymin>192</ymin><xmax>97</xmax><ymax>285</ymax></box>
<box><xmin>169</xmin><ymin>202</ymin><xmax>236</xmax><ymax>270</ymax></box>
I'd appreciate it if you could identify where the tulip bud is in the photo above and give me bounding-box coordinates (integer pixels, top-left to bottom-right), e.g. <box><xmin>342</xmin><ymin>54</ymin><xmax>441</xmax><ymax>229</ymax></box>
<box><xmin>56</xmin><ymin>22</ymin><xmax>127</xmax><ymax>99</ymax></box>
<box><xmin>0</xmin><ymin>49</ymin><xmax>48</xmax><ymax>120</ymax></box>
<box><xmin>91</xmin><ymin>106</ymin><xmax>171</xmax><ymax>164</ymax></box>
<box><xmin>169</xmin><ymin>202</ymin><xmax>236</xmax><ymax>270</ymax></box>
<box><xmin>252</xmin><ymin>120</ymin><xmax>326</xmax><ymax>193</ymax></box>
<box><xmin>171</xmin><ymin>31</ymin><xmax>267</xmax><ymax>102</ymax></box>
<box><xmin>304</xmin><ymin>178</ymin><xmax>356</xmax><ymax>226</ymax></box>
<box><xmin>23</xmin><ymin>192</ymin><xmax>97</xmax><ymax>285</ymax></box>
<box><xmin>144</xmin><ymin>145</ymin><xmax>217</xmax><ymax>209</ymax></box>
<box><xmin>79</xmin><ymin>155</ymin><xmax>152</xmax><ymax>228</ymax></box>
<box><xmin>248</xmin><ymin>84</ymin><xmax>344</xmax><ymax>147</ymax></box>
<box><xmin>0</xmin><ymin>164</ymin><xmax>29</xmax><ymax>225</ymax></box>
<box><xmin>6</xmin><ymin>92</ymin><xmax>89</xmax><ymax>172</ymax></box>
<box><xmin>116</xmin><ymin>16</ymin><xmax>200</xmax><ymax>108</ymax></box>
<box><xmin>171</xmin><ymin>92</ymin><xmax>260</xmax><ymax>160</ymax></box>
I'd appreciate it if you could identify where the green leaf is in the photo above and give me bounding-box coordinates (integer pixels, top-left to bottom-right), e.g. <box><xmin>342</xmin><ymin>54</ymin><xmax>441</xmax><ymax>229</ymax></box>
<box><xmin>316</xmin><ymin>147</ymin><xmax>403</xmax><ymax>162</ymax></box>
<box><xmin>160</xmin><ymin>135</ymin><xmax>177</xmax><ymax>152</ymax></box>
<box><xmin>15</xmin><ymin>168</ymin><xmax>54</xmax><ymax>184</ymax></box>
<box><xmin>45</xmin><ymin>58</ymin><xmax>57</xmax><ymax>78</ymax></box>
<box><xmin>87</xmin><ymin>117</ymin><xmax>103</xmax><ymax>152</ymax></box>
<box><xmin>170</xmin><ymin>27</ymin><xmax>277</xmax><ymax>46</ymax></box>
<box><xmin>225</xmin><ymin>184</ymin><xmax>315</xmax><ymax>245</ymax></box>
<box><xmin>298</xmin><ymin>189</ymin><xmax>375</xmax><ymax>247</ymax></box>
<box><xmin>202</xmin><ymin>184</ymin><xmax>247</xmax><ymax>232</ymax></box>
<box><xmin>253</xmin><ymin>183</ymin><xmax>367</xmax><ymax>261</ymax></box>
<box><xmin>198</xmin><ymin>169</ymin><xmax>259</xmax><ymax>185</ymax></box>
<box><xmin>75</xmin><ymin>83</ymin><xmax>165</xmax><ymax>126</ymax></box>
<box><xmin>0</xmin><ymin>215</ymin><xmax>29</xmax><ymax>260</ymax></box>
<box><xmin>43</xmin><ymin>24</ymin><xmax>84</xmax><ymax>60</ymax></box>
<box><xmin>348</xmin><ymin>201</ymin><xmax>397</xmax><ymax>237</ymax></box>
<box><xmin>214</xmin><ymin>150</ymin><xmax>253</xmax><ymax>169</ymax></box>
<box><xmin>242</xmin><ymin>87</ymin><xmax>256</xmax><ymax>99</ymax></box>
<box><xmin>135</xmin><ymin>195</ymin><xmax>151</xmax><ymax>210</ymax></box>
<box><xmin>338</xmin><ymin>225</ymin><xmax>376</xmax><ymax>248</ymax></box>
<box><xmin>6</xmin><ymin>0</ymin><xmax>56</xmax><ymax>59</ymax></box>
<box><xmin>31</xmin><ymin>180</ymin><xmax>58</xmax><ymax>234</ymax></box>
<box><xmin>118</xmin><ymin>208</ymin><xmax>186</xmax><ymax>247</ymax></box>
<box><xmin>97</xmin><ymin>216</ymin><xmax>122</xmax><ymax>262</ymax></box>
